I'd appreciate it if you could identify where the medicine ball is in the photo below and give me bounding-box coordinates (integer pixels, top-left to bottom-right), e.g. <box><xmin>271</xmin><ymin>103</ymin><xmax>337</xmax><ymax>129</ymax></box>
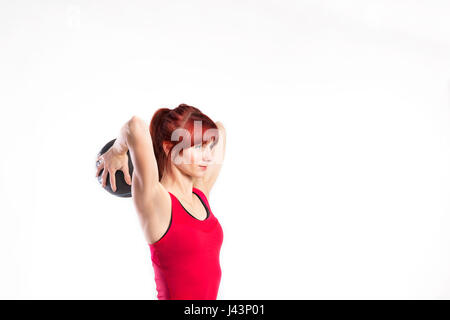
<box><xmin>97</xmin><ymin>138</ymin><xmax>134</xmax><ymax>197</ymax></box>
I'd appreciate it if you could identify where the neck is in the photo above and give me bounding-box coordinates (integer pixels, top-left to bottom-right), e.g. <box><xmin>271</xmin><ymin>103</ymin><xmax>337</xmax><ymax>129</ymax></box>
<box><xmin>160</xmin><ymin>166</ymin><xmax>195</xmax><ymax>200</ymax></box>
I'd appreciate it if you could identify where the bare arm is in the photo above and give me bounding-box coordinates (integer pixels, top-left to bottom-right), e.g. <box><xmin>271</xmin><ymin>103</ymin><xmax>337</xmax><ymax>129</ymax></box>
<box><xmin>111</xmin><ymin>119</ymin><xmax>132</xmax><ymax>155</ymax></box>
<box><xmin>194</xmin><ymin>121</ymin><xmax>227</xmax><ymax>199</ymax></box>
<box><xmin>126</xmin><ymin>116</ymin><xmax>159</xmax><ymax>192</ymax></box>
<box><xmin>125</xmin><ymin>116</ymin><xmax>169</xmax><ymax>220</ymax></box>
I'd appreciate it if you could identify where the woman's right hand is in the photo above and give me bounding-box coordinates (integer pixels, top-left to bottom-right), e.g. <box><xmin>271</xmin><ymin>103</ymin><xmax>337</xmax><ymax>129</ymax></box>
<box><xmin>95</xmin><ymin>147</ymin><xmax>132</xmax><ymax>192</ymax></box>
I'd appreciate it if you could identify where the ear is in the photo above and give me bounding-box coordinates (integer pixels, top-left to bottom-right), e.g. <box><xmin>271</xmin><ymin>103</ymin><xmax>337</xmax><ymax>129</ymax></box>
<box><xmin>162</xmin><ymin>141</ymin><xmax>171</xmax><ymax>157</ymax></box>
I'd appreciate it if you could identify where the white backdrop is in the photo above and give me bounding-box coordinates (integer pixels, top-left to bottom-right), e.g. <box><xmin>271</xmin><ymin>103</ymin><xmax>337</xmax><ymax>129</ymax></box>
<box><xmin>0</xmin><ymin>0</ymin><xmax>449</xmax><ymax>299</ymax></box>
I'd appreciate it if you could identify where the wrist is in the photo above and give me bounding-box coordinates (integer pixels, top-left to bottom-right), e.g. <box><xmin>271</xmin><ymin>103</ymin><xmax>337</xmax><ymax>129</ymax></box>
<box><xmin>112</xmin><ymin>124</ymin><xmax>130</xmax><ymax>155</ymax></box>
<box><xmin>111</xmin><ymin>141</ymin><xmax>128</xmax><ymax>155</ymax></box>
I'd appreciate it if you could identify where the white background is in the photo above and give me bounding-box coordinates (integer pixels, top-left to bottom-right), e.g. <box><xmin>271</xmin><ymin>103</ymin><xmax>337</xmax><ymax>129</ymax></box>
<box><xmin>0</xmin><ymin>0</ymin><xmax>449</xmax><ymax>299</ymax></box>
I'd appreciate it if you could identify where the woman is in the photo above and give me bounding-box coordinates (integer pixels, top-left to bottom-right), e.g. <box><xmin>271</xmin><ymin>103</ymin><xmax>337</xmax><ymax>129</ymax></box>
<box><xmin>95</xmin><ymin>104</ymin><xmax>227</xmax><ymax>300</ymax></box>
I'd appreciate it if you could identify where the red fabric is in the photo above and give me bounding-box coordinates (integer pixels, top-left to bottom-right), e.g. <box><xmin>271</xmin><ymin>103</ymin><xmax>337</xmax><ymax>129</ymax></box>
<box><xmin>149</xmin><ymin>187</ymin><xmax>224</xmax><ymax>300</ymax></box>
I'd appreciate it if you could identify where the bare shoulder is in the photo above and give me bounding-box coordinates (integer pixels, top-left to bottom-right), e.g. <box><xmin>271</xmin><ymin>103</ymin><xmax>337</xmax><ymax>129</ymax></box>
<box><xmin>132</xmin><ymin>182</ymin><xmax>171</xmax><ymax>224</ymax></box>
<box><xmin>148</xmin><ymin>182</ymin><xmax>171</xmax><ymax>215</ymax></box>
<box><xmin>193</xmin><ymin>179</ymin><xmax>211</xmax><ymax>202</ymax></box>
<box><xmin>132</xmin><ymin>182</ymin><xmax>173</xmax><ymax>244</ymax></box>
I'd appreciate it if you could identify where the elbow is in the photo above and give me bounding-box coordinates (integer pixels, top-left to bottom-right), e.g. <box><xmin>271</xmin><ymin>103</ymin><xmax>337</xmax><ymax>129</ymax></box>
<box><xmin>215</xmin><ymin>121</ymin><xmax>226</xmax><ymax>136</ymax></box>
<box><xmin>129</xmin><ymin>115</ymin><xmax>143</xmax><ymax>128</ymax></box>
<box><xmin>127</xmin><ymin>116</ymin><xmax>146</xmax><ymax>136</ymax></box>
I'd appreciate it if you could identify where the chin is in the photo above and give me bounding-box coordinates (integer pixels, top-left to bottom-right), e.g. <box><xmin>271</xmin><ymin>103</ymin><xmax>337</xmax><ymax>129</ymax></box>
<box><xmin>194</xmin><ymin>169</ymin><xmax>207</xmax><ymax>177</ymax></box>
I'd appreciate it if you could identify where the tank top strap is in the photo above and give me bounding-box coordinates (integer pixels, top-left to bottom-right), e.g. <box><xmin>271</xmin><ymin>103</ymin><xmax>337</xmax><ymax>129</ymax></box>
<box><xmin>192</xmin><ymin>187</ymin><xmax>213</xmax><ymax>216</ymax></box>
<box><xmin>149</xmin><ymin>191</ymin><xmax>177</xmax><ymax>248</ymax></box>
<box><xmin>166</xmin><ymin>191</ymin><xmax>178</xmax><ymax>216</ymax></box>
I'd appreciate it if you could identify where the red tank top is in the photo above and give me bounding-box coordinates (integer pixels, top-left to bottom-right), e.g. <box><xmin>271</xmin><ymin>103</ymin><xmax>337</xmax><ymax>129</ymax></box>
<box><xmin>149</xmin><ymin>187</ymin><xmax>224</xmax><ymax>300</ymax></box>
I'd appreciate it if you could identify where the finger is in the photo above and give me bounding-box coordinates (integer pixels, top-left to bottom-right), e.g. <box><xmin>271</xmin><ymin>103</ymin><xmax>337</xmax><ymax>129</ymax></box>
<box><xmin>96</xmin><ymin>162</ymin><xmax>104</xmax><ymax>177</ymax></box>
<box><xmin>101</xmin><ymin>168</ymin><xmax>108</xmax><ymax>188</ymax></box>
<box><xmin>95</xmin><ymin>156</ymin><xmax>104</xmax><ymax>175</ymax></box>
<box><xmin>110</xmin><ymin>169</ymin><xmax>117</xmax><ymax>192</ymax></box>
<box><xmin>124</xmin><ymin>170</ymin><xmax>132</xmax><ymax>185</ymax></box>
<box><xmin>121</xmin><ymin>165</ymin><xmax>131</xmax><ymax>185</ymax></box>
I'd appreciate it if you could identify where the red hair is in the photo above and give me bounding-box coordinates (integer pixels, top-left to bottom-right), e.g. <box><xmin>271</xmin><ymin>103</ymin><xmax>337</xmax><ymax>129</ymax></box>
<box><xmin>149</xmin><ymin>103</ymin><xmax>219</xmax><ymax>181</ymax></box>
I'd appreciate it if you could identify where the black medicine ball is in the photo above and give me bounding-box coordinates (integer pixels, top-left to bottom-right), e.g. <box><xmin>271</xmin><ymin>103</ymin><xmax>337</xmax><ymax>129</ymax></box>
<box><xmin>97</xmin><ymin>138</ymin><xmax>134</xmax><ymax>198</ymax></box>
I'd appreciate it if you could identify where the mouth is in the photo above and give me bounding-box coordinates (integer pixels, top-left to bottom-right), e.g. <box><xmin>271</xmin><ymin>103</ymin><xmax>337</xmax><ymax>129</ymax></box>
<box><xmin>199</xmin><ymin>165</ymin><xmax>208</xmax><ymax>170</ymax></box>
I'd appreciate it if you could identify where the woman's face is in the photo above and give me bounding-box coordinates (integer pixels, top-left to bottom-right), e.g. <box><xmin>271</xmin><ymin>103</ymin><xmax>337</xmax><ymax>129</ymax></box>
<box><xmin>174</xmin><ymin>140</ymin><xmax>216</xmax><ymax>178</ymax></box>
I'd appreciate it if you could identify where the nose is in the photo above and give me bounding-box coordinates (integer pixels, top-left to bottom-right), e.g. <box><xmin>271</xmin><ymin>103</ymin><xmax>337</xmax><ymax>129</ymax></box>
<box><xmin>203</xmin><ymin>146</ymin><xmax>213</xmax><ymax>163</ymax></box>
